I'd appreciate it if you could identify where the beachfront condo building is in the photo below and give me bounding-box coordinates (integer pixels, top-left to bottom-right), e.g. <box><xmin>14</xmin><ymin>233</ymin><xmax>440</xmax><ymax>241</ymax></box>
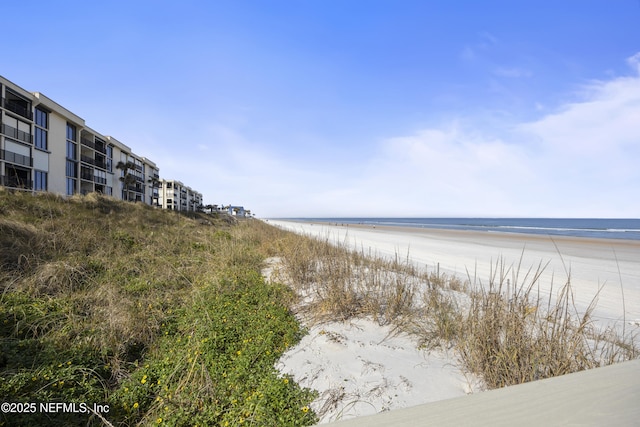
<box><xmin>157</xmin><ymin>179</ymin><xmax>203</xmax><ymax>212</ymax></box>
<box><xmin>1</xmin><ymin>75</ymin><xmax>162</xmax><ymax>205</ymax></box>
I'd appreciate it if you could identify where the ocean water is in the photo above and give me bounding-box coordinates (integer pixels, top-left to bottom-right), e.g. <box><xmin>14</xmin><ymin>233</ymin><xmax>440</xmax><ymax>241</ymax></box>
<box><xmin>292</xmin><ymin>218</ymin><xmax>640</xmax><ymax>241</ymax></box>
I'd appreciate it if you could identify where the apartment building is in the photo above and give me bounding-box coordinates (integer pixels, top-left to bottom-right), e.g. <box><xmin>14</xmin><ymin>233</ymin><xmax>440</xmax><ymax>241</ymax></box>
<box><xmin>1</xmin><ymin>75</ymin><xmax>159</xmax><ymax>204</ymax></box>
<box><xmin>157</xmin><ymin>179</ymin><xmax>203</xmax><ymax>212</ymax></box>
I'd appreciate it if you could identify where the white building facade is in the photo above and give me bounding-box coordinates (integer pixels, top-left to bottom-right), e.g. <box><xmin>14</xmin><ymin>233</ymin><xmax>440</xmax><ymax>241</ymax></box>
<box><xmin>1</xmin><ymin>75</ymin><xmax>160</xmax><ymax>204</ymax></box>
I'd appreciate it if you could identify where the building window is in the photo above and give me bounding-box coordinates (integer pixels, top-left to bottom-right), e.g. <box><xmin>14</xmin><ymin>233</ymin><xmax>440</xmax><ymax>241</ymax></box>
<box><xmin>94</xmin><ymin>169</ymin><xmax>107</xmax><ymax>185</ymax></box>
<box><xmin>66</xmin><ymin>160</ymin><xmax>77</xmax><ymax>178</ymax></box>
<box><xmin>106</xmin><ymin>145</ymin><xmax>113</xmax><ymax>172</ymax></box>
<box><xmin>66</xmin><ymin>178</ymin><xmax>76</xmax><ymax>196</ymax></box>
<box><xmin>34</xmin><ymin>127</ymin><xmax>47</xmax><ymax>150</ymax></box>
<box><xmin>35</xmin><ymin>108</ymin><xmax>48</xmax><ymax>128</ymax></box>
<box><xmin>34</xmin><ymin>170</ymin><xmax>48</xmax><ymax>191</ymax></box>
<box><xmin>66</xmin><ymin>123</ymin><xmax>77</xmax><ymax>142</ymax></box>
<box><xmin>66</xmin><ymin>141</ymin><xmax>77</xmax><ymax>160</ymax></box>
<box><xmin>34</xmin><ymin>108</ymin><xmax>49</xmax><ymax>150</ymax></box>
<box><xmin>106</xmin><ymin>186</ymin><xmax>112</xmax><ymax>196</ymax></box>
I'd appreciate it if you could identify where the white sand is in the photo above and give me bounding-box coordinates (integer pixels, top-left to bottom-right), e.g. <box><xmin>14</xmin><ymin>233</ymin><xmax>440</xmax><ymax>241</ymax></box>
<box><xmin>275</xmin><ymin>318</ymin><xmax>479</xmax><ymax>423</ymax></box>
<box><xmin>268</xmin><ymin>220</ymin><xmax>640</xmax><ymax>330</ymax></box>
<box><xmin>266</xmin><ymin>220</ymin><xmax>640</xmax><ymax>423</ymax></box>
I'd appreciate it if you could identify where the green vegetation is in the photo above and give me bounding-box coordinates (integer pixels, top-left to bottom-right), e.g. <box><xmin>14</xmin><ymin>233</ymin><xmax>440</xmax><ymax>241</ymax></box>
<box><xmin>0</xmin><ymin>190</ymin><xmax>316</xmax><ymax>426</ymax></box>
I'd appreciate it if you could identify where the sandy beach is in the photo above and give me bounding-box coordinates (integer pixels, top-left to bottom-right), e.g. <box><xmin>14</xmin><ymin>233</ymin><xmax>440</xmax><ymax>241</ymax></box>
<box><xmin>268</xmin><ymin>220</ymin><xmax>640</xmax><ymax>330</ymax></box>
<box><xmin>268</xmin><ymin>219</ymin><xmax>640</xmax><ymax>423</ymax></box>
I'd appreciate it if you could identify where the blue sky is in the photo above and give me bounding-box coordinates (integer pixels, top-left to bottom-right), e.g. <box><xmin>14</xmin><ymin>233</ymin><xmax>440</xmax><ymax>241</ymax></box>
<box><xmin>4</xmin><ymin>1</ymin><xmax>640</xmax><ymax>217</ymax></box>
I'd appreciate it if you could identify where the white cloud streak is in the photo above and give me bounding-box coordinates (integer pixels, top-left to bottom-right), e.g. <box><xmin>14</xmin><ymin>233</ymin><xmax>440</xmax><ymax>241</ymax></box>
<box><xmin>278</xmin><ymin>54</ymin><xmax>640</xmax><ymax>218</ymax></box>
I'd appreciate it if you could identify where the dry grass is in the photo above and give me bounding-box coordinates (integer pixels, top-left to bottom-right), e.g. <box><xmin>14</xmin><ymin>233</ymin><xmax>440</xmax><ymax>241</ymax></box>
<box><xmin>455</xmin><ymin>257</ymin><xmax>637</xmax><ymax>388</ymax></box>
<box><xmin>0</xmin><ymin>191</ymin><xmax>233</xmax><ymax>371</ymax></box>
<box><xmin>270</xmin><ymin>231</ymin><xmax>424</xmax><ymax>325</ymax></box>
<box><xmin>267</xmin><ymin>224</ymin><xmax>639</xmax><ymax>390</ymax></box>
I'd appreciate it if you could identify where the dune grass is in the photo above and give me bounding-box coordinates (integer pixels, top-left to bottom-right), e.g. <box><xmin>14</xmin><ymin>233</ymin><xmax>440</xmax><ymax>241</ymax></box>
<box><xmin>268</xmin><ymin>225</ymin><xmax>639</xmax><ymax>390</ymax></box>
<box><xmin>0</xmin><ymin>190</ymin><xmax>316</xmax><ymax>426</ymax></box>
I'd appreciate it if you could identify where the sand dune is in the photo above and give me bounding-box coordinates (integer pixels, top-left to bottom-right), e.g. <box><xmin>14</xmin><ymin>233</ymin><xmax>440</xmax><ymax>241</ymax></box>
<box><xmin>267</xmin><ymin>219</ymin><xmax>639</xmax><ymax>423</ymax></box>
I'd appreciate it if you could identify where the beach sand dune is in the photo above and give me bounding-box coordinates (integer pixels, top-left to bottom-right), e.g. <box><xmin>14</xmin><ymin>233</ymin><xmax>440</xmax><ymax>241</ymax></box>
<box><xmin>267</xmin><ymin>219</ymin><xmax>639</xmax><ymax>423</ymax></box>
<box><xmin>275</xmin><ymin>318</ymin><xmax>479</xmax><ymax>423</ymax></box>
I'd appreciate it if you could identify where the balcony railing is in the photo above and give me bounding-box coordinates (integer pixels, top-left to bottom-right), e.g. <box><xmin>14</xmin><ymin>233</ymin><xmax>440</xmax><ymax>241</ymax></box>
<box><xmin>81</xmin><ymin>170</ymin><xmax>94</xmax><ymax>182</ymax></box>
<box><xmin>2</xmin><ymin>98</ymin><xmax>33</xmax><ymax>120</ymax></box>
<box><xmin>1</xmin><ymin>124</ymin><xmax>32</xmax><ymax>144</ymax></box>
<box><xmin>80</xmin><ymin>155</ymin><xmax>95</xmax><ymax>166</ymax></box>
<box><xmin>1</xmin><ymin>150</ymin><xmax>32</xmax><ymax>167</ymax></box>
<box><xmin>1</xmin><ymin>175</ymin><xmax>33</xmax><ymax>189</ymax></box>
<box><xmin>81</xmin><ymin>137</ymin><xmax>95</xmax><ymax>149</ymax></box>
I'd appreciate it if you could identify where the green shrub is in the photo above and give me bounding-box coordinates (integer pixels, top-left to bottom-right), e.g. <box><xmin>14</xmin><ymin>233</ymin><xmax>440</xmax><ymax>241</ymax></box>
<box><xmin>0</xmin><ymin>192</ymin><xmax>317</xmax><ymax>426</ymax></box>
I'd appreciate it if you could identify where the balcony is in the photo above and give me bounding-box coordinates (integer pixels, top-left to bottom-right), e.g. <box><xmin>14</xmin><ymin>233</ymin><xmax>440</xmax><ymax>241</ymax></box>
<box><xmin>80</xmin><ymin>155</ymin><xmax>96</xmax><ymax>166</ymax></box>
<box><xmin>81</xmin><ymin>169</ymin><xmax>94</xmax><ymax>182</ymax></box>
<box><xmin>1</xmin><ymin>123</ymin><xmax>32</xmax><ymax>144</ymax></box>
<box><xmin>95</xmin><ymin>139</ymin><xmax>106</xmax><ymax>154</ymax></box>
<box><xmin>2</xmin><ymin>97</ymin><xmax>33</xmax><ymax>120</ymax></box>
<box><xmin>1</xmin><ymin>174</ymin><xmax>32</xmax><ymax>190</ymax></box>
<box><xmin>1</xmin><ymin>149</ymin><xmax>33</xmax><ymax>167</ymax></box>
<box><xmin>81</xmin><ymin>137</ymin><xmax>95</xmax><ymax>149</ymax></box>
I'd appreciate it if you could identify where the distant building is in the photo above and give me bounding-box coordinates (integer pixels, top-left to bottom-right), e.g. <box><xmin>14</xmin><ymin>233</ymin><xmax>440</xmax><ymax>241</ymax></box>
<box><xmin>157</xmin><ymin>179</ymin><xmax>203</xmax><ymax>212</ymax></box>
<box><xmin>227</xmin><ymin>205</ymin><xmax>246</xmax><ymax>217</ymax></box>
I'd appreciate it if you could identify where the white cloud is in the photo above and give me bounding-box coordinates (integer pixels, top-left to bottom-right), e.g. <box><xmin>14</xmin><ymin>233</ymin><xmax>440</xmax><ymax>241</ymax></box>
<box><xmin>326</xmin><ymin>54</ymin><xmax>640</xmax><ymax>218</ymax></box>
<box><xmin>628</xmin><ymin>52</ymin><xmax>640</xmax><ymax>73</ymax></box>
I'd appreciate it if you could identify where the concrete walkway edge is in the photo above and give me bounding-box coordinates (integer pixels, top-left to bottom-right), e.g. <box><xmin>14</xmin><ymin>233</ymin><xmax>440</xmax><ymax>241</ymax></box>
<box><xmin>325</xmin><ymin>359</ymin><xmax>640</xmax><ymax>426</ymax></box>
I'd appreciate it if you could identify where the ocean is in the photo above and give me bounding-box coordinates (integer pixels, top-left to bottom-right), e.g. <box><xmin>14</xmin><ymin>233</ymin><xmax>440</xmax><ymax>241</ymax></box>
<box><xmin>290</xmin><ymin>218</ymin><xmax>640</xmax><ymax>241</ymax></box>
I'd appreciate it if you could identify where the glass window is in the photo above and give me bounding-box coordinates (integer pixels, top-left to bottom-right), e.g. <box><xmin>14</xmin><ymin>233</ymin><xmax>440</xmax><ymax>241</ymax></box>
<box><xmin>35</xmin><ymin>108</ymin><xmax>48</xmax><ymax>128</ymax></box>
<box><xmin>66</xmin><ymin>123</ymin><xmax>77</xmax><ymax>141</ymax></box>
<box><xmin>35</xmin><ymin>127</ymin><xmax>48</xmax><ymax>150</ymax></box>
<box><xmin>66</xmin><ymin>178</ymin><xmax>76</xmax><ymax>196</ymax></box>
<box><xmin>34</xmin><ymin>170</ymin><xmax>48</xmax><ymax>191</ymax></box>
<box><xmin>105</xmin><ymin>145</ymin><xmax>113</xmax><ymax>172</ymax></box>
<box><xmin>66</xmin><ymin>160</ymin><xmax>77</xmax><ymax>178</ymax></box>
<box><xmin>66</xmin><ymin>141</ymin><xmax>77</xmax><ymax>160</ymax></box>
